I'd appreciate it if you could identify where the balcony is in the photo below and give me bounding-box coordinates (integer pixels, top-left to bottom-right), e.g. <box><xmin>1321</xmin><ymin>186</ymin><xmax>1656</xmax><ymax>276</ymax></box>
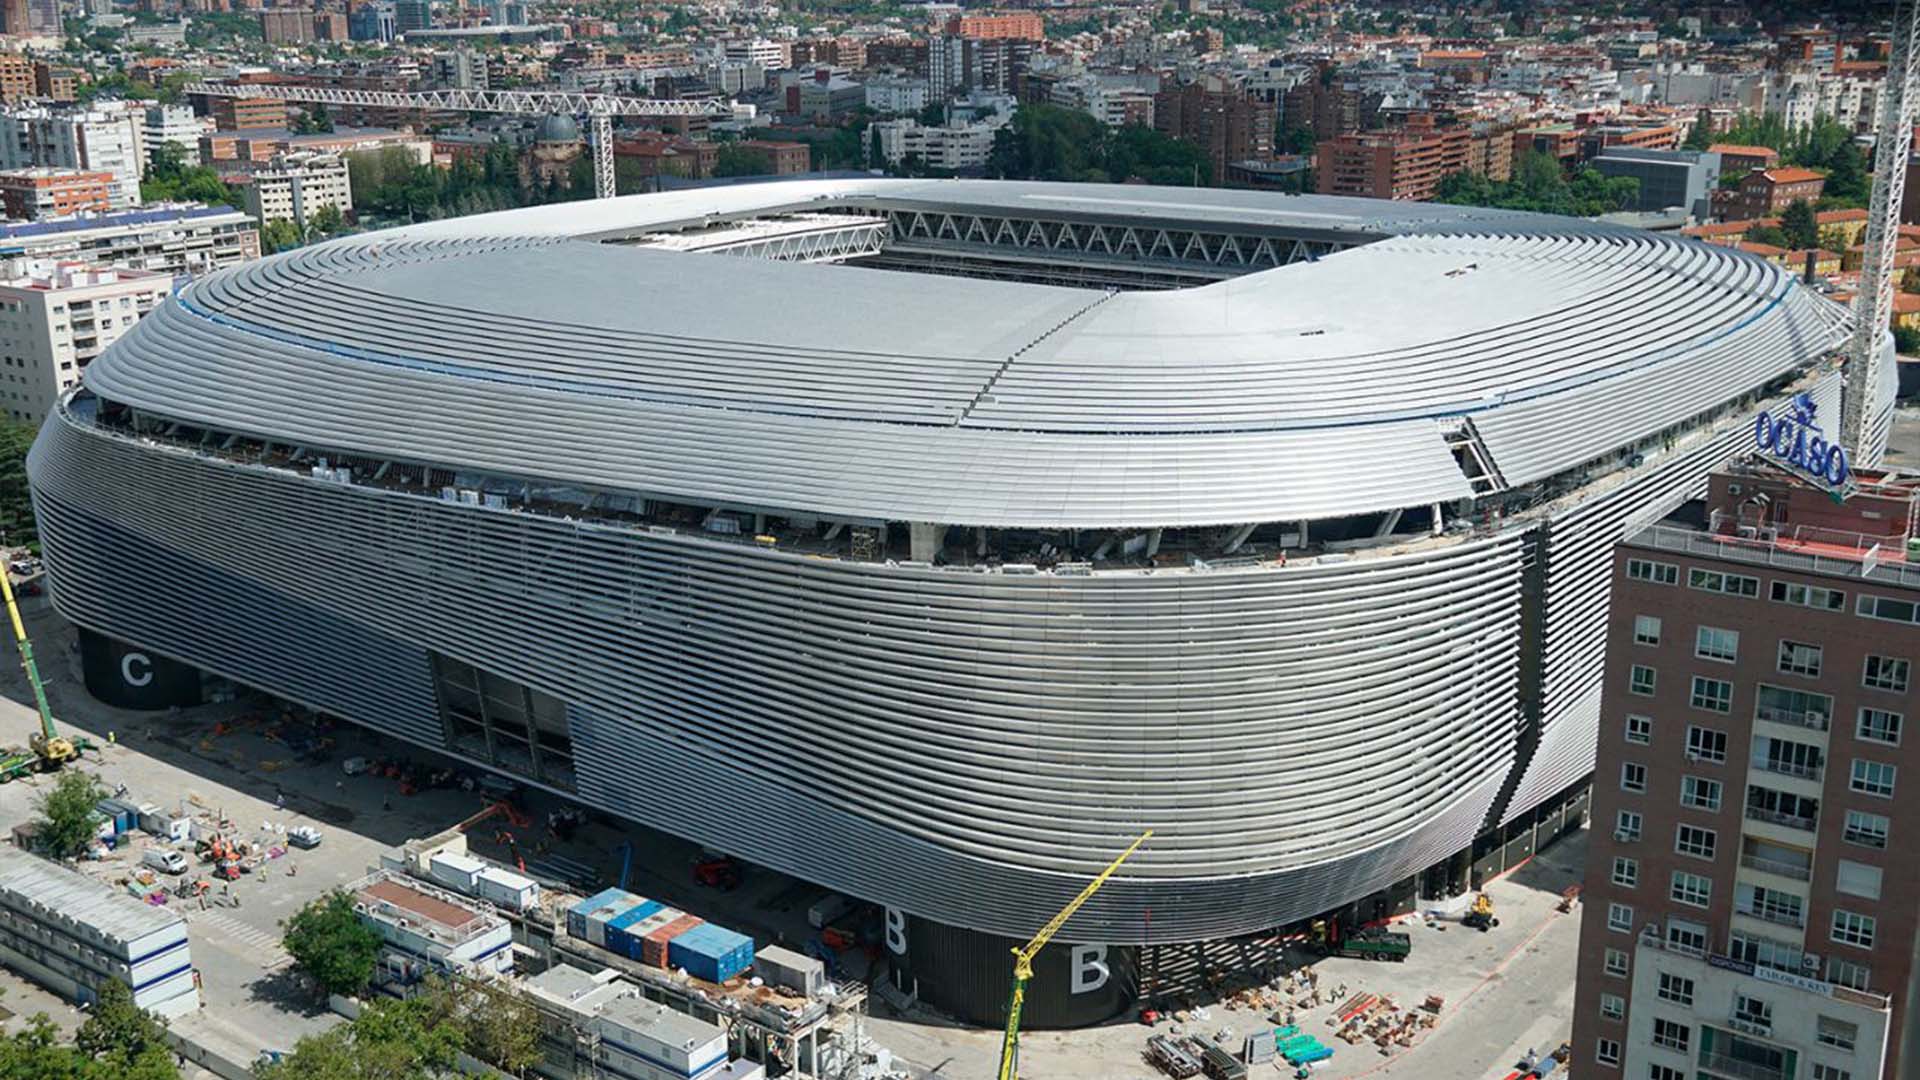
<box><xmin>1734</xmin><ymin>902</ymin><xmax>1805</xmax><ymax>930</ymax></box>
<box><xmin>1744</xmin><ymin>805</ymin><xmax>1816</xmax><ymax>832</ymax></box>
<box><xmin>1755</xmin><ymin>705</ymin><xmax>1829</xmax><ymax>732</ymax></box>
<box><xmin>1739</xmin><ymin>854</ymin><xmax>1812</xmax><ymax>882</ymax></box>
<box><xmin>1700</xmin><ymin>1050</ymin><xmax>1788</xmax><ymax>1080</ymax></box>
<box><xmin>1756</xmin><ymin>759</ymin><xmax>1822</xmax><ymax>781</ymax></box>
<box><xmin>1728</xmin><ymin>1014</ymin><xmax>1773</xmax><ymax>1037</ymax></box>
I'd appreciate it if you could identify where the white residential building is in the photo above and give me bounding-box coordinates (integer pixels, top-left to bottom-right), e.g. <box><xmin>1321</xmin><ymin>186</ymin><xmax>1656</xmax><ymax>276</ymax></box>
<box><xmin>143</xmin><ymin>103</ymin><xmax>202</xmax><ymax>167</ymax></box>
<box><xmin>0</xmin><ymin>258</ymin><xmax>166</xmax><ymax>422</ymax></box>
<box><xmin>869</xmin><ymin>118</ymin><xmax>1000</xmax><ymax>172</ymax></box>
<box><xmin>864</xmin><ymin>76</ymin><xmax>929</xmax><ymax>116</ymax></box>
<box><xmin>521</xmin><ymin>966</ymin><xmax>762</xmax><ymax>1080</ymax></box>
<box><xmin>0</xmin><ymin>204</ymin><xmax>258</xmax><ymax>276</ymax></box>
<box><xmin>0</xmin><ymin>102</ymin><xmax>146</xmax><ymax>209</ymax></box>
<box><xmin>722</xmin><ymin>38</ymin><xmax>784</xmax><ymax>70</ymax></box>
<box><xmin>0</xmin><ymin>846</ymin><xmax>198</xmax><ymax>1017</ymax></box>
<box><xmin>242</xmin><ymin>152</ymin><xmax>352</xmax><ymax>231</ymax></box>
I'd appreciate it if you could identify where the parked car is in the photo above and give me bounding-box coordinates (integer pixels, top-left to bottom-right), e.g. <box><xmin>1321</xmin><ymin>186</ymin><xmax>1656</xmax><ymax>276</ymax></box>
<box><xmin>288</xmin><ymin>826</ymin><xmax>322</xmax><ymax>849</ymax></box>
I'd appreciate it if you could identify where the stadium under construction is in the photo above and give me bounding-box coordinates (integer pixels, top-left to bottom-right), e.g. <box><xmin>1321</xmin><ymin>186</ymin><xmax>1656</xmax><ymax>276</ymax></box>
<box><xmin>26</xmin><ymin>179</ymin><xmax>1880</xmax><ymax>1027</ymax></box>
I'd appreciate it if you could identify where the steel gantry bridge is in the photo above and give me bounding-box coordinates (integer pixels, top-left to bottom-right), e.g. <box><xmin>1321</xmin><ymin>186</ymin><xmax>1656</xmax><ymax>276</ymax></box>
<box><xmin>186</xmin><ymin>82</ymin><xmax>730</xmax><ymax>199</ymax></box>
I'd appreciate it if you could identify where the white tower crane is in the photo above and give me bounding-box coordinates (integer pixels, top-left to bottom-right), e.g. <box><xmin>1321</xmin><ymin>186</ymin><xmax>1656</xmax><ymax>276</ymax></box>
<box><xmin>1844</xmin><ymin>0</ymin><xmax>1920</xmax><ymax>460</ymax></box>
<box><xmin>185</xmin><ymin>82</ymin><xmax>730</xmax><ymax>200</ymax></box>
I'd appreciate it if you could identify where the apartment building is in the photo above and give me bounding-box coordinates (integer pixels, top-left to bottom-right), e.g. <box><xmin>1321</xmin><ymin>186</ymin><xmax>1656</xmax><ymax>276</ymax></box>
<box><xmin>241</xmin><ymin>151</ymin><xmax>351</xmax><ymax>231</ymax></box>
<box><xmin>1575</xmin><ymin>453</ymin><xmax>1920</xmax><ymax>1080</ymax></box>
<box><xmin>143</xmin><ymin>102</ymin><xmax>202</xmax><ymax>166</ymax></box>
<box><xmin>1732</xmin><ymin>168</ymin><xmax>1829</xmax><ymax>221</ymax></box>
<box><xmin>0</xmin><ymin>204</ymin><xmax>259</xmax><ymax>275</ymax></box>
<box><xmin>0</xmin><ymin>103</ymin><xmax>146</xmax><ymax>209</ymax></box>
<box><xmin>259</xmin><ymin>7</ymin><xmax>313</xmax><ymax>43</ymax></box>
<box><xmin>210</xmin><ymin>95</ymin><xmax>286</xmax><ymax>131</ymax></box>
<box><xmin>1153</xmin><ymin>77</ymin><xmax>1275</xmax><ymax>185</ymax></box>
<box><xmin>0</xmin><ymin>51</ymin><xmax>29</xmax><ymax>103</ymax></box>
<box><xmin>868</xmin><ymin>117</ymin><xmax>999</xmax><ymax>172</ymax></box>
<box><xmin>944</xmin><ymin>10</ymin><xmax>1044</xmax><ymax>41</ymax></box>
<box><xmin>1316</xmin><ymin>122</ymin><xmax>1471</xmax><ymax>201</ymax></box>
<box><xmin>0</xmin><ymin>258</ymin><xmax>167</xmax><ymax>422</ymax></box>
<box><xmin>0</xmin><ymin>167</ymin><xmax>114</xmax><ymax>219</ymax></box>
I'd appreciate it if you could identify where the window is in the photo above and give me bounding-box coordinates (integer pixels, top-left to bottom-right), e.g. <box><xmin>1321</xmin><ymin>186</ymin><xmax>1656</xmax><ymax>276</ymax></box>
<box><xmin>1857</xmin><ymin>708</ymin><xmax>1901</xmax><ymax>746</ymax></box>
<box><xmin>1607</xmin><ymin>901</ymin><xmax>1634</xmax><ymax>932</ymax></box>
<box><xmin>1690</xmin><ymin>676</ymin><xmax>1732</xmax><ymax>712</ymax></box>
<box><xmin>1828</xmin><ymin>956</ymin><xmax>1871</xmax><ymax>993</ymax></box>
<box><xmin>1651</xmin><ymin>1018</ymin><xmax>1690</xmax><ymax>1053</ymax></box>
<box><xmin>1611</xmin><ymin>856</ymin><xmax>1639</xmax><ymax>888</ymax></box>
<box><xmin>1858</xmin><ymin>594</ymin><xmax>1920</xmax><ymax>624</ymax></box>
<box><xmin>1596</xmin><ymin>1038</ymin><xmax>1622</xmax><ymax>1067</ymax></box>
<box><xmin>1690</xmin><ymin>568</ymin><xmax>1759</xmax><ymax>596</ymax></box>
<box><xmin>1813</xmin><ymin>1066</ymin><xmax>1853</xmax><ymax>1080</ymax></box>
<box><xmin>1675</xmin><ymin>824</ymin><xmax>1716</xmax><ymax>860</ymax></box>
<box><xmin>1628</xmin><ymin>558</ymin><xmax>1678</xmax><ymax>585</ymax></box>
<box><xmin>1686</xmin><ymin>725</ymin><xmax>1727</xmax><ymax>763</ymax></box>
<box><xmin>1599</xmin><ymin>992</ymin><xmax>1625</xmax><ymax>1021</ymax></box>
<box><xmin>1836</xmin><ymin>860</ymin><xmax>1882</xmax><ymax>901</ymax></box>
<box><xmin>1863</xmin><ymin>654</ymin><xmax>1910</xmax><ymax>692</ymax></box>
<box><xmin>1739</xmin><ymin>884</ymin><xmax>1804</xmax><ymax>928</ymax></box>
<box><xmin>1772</xmin><ymin>580</ymin><xmax>1845</xmax><ymax>610</ymax></box>
<box><xmin>1656</xmin><ymin>971</ymin><xmax>1694</xmax><ymax>1006</ymax></box>
<box><xmin>1680</xmin><ymin>775</ymin><xmax>1722</xmax><ymax>811</ymax></box>
<box><xmin>1665</xmin><ymin>917</ymin><xmax>1707</xmax><ymax>956</ymax></box>
<box><xmin>1695</xmin><ymin>626</ymin><xmax>1739</xmax><ymax>662</ymax></box>
<box><xmin>1817</xmin><ymin>1017</ymin><xmax>1859</xmax><ymax>1052</ymax></box>
<box><xmin>1832</xmin><ymin>910</ymin><xmax>1876</xmax><ymax>949</ymax></box>
<box><xmin>1634</xmin><ymin>615</ymin><xmax>1662</xmax><ymax>645</ymax></box>
<box><xmin>1621</xmin><ymin>762</ymin><xmax>1647</xmax><ymax>793</ymax></box>
<box><xmin>1670</xmin><ymin>870</ymin><xmax>1711</xmax><ymax>907</ymax></box>
<box><xmin>1631</xmin><ymin>665</ymin><xmax>1657</xmax><ymax>696</ymax></box>
<box><xmin>1844</xmin><ymin>810</ymin><xmax>1888</xmax><ymax>849</ymax></box>
<box><xmin>1755</xmin><ymin>735</ymin><xmax>1822</xmax><ymax>779</ymax></box>
<box><xmin>1755</xmin><ymin>684</ymin><xmax>1834</xmax><ymax>729</ymax></box>
<box><xmin>1734</xmin><ymin>993</ymin><xmax>1773</xmax><ymax>1032</ymax></box>
<box><xmin>1851</xmin><ymin>759</ymin><xmax>1897</xmax><ymax>798</ymax></box>
<box><xmin>1625</xmin><ymin>714</ymin><xmax>1652</xmax><ymax>744</ymax></box>
<box><xmin>1604</xmin><ymin>947</ymin><xmax>1628</xmax><ymax>977</ymax></box>
<box><xmin>1778</xmin><ymin>640</ymin><xmax>1823</xmax><ymax>677</ymax></box>
<box><xmin>1730</xmin><ymin>931</ymin><xmax>1803</xmax><ymax>974</ymax></box>
<box><xmin>1746</xmin><ymin>784</ymin><xmax>1818</xmax><ymax>830</ymax></box>
<box><xmin>1649</xmin><ymin>1067</ymin><xmax>1684</xmax><ymax>1080</ymax></box>
<box><xmin>1615</xmin><ymin>810</ymin><xmax>1642</xmax><ymax>842</ymax></box>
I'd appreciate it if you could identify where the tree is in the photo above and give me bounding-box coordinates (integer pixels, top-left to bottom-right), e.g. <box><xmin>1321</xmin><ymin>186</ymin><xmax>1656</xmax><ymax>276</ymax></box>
<box><xmin>1896</xmin><ymin>324</ymin><xmax>1920</xmax><ymax>356</ymax></box>
<box><xmin>1683</xmin><ymin>120</ymin><xmax>1714</xmax><ymax>152</ymax></box>
<box><xmin>713</xmin><ymin>144</ymin><xmax>774</xmax><ymax>178</ymax></box>
<box><xmin>307</xmin><ymin>204</ymin><xmax>346</xmax><ymax>238</ymax></box>
<box><xmin>259</xmin><ymin>991</ymin><xmax>466</xmax><ymax>1080</ymax></box>
<box><xmin>72</xmin><ymin>980</ymin><xmax>178</xmax><ymax>1080</ymax></box>
<box><xmin>1779</xmin><ymin>200</ymin><xmax>1819</xmax><ymax>250</ymax></box>
<box><xmin>261</xmin><ymin>217</ymin><xmax>302</xmax><ymax>254</ymax></box>
<box><xmin>915</xmin><ymin>102</ymin><xmax>945</xmax><ymax>126</ymax></box>
<box><xmin>1436</xmin><ymin>150</ymin><xmax>1640</xmax><ymax>217</ymax></box>
<box><xmin>0</xmin><ymin>421</ymin><xmax>36</xmax><ymax>549</ymax></box>
<box><xmin>417</xmin><ymin>979</ymin><xmax>537</xmax><ymax>1077</ymax></box>
<box><xmin>281</xmin><ymin>890</ymin><xmax>380</xmax><ymax>998</ymax></box>
<box><xmin>1276</xmin><ymin>124</ymin><xmax>1316</xmax><ymax>155</ymax></box>
<box><xmin>1744</xmin><ymin>224</ymin><xmax>1792</xmax><ymax>248</ymax></box>
<box><xmin>35</xmin><ymin>769</ymin><xmax>105</xmax><ymax>858</ymax></box>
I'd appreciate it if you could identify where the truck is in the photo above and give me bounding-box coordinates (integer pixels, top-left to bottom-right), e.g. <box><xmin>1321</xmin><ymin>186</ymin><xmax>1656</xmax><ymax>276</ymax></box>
<box><xmin>1308</xmin><ymin>919</ymin><xmax>1410</xmax><ymax>962</ymax></box>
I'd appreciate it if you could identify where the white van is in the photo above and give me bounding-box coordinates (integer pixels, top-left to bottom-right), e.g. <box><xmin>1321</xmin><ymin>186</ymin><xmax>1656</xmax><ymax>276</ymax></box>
<box><xmin>142</xmin><ymin>848</ymin><xmax>189</xmax><ymax>874</ymax></box>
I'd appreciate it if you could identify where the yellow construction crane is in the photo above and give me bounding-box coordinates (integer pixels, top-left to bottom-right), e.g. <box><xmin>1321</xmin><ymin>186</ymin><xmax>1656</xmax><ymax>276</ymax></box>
<box><xmin>0</xmin><ymin>566</ymin><xmax>74</xmax><ymax>770</ymax></box>
<box><xmin>997</xmin><ymin>829</ymin><xmax>1152</xmax><ymax>1080</ymax></box>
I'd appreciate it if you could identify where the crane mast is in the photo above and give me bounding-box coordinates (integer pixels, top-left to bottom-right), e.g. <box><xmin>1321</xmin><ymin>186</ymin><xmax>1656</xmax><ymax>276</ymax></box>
<box><xmin>1845</xmin><ymin>0</ymin><xmax>1920</xmax><ymax>460</ymax></box>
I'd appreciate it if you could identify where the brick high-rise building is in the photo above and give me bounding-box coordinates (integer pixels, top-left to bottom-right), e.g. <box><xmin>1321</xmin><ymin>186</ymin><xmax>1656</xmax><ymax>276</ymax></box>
<box><xmin>1575</xmin><ymin>451</ymin><xmax>1920</xmax><ymax>1080</ymax></box>
<box><xmin>1316</xmin><ymin>122</ymin><xmax>1472</xmax><ymax>201</ymax></box>
<box><xmin>0</xmin><ymin>52</ymin><xmax>28</xmax><ymax>103</ymax></box>
<box><xmin>944</xmin><ymin>10</ymin><xmax>1043</xmax><ymax>41</ymax></box>
<box><xmin>0</xmin><ymin>0</ymin><xmax>25</xmax><ymax>36</ymax></box>
<box><xmin>1281</xmin><ymin>66</ymin><xmax>1378</xmax><ymax>142</ymax></box>
<box><xmin>209</xmin><ymin>95</ymin><xmax>286</xmax><ymax>131</ymax></box>
<box><xmin>1153</xmin><ymin>77</ymin><xmax>1274</xmax><ymax>185</ymax></box>
<box><xmin>0</xmin><ymin>167</ymin><xmax>114</xmax><ymax>219</ymax></box>
<box><xmin>259</xmin><ymin>8</ymin><xmax>314</xmax><ymax>42</ymax></box>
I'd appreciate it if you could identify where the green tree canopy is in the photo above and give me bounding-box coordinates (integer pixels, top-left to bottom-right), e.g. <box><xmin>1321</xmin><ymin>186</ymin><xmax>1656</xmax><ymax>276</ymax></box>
<box><xmin>713</xmin><ymin>144</ymin><xmax>774</xmax><ymax>178</ymax></box>
<box><xmin>1744</xmin><ymin>223</ymin><xmax>1792</xmax><ymax>248</ymax></box>
<box><xmin>0</xmin><ymin>421</ymin><xmax>37</xmax><ymax>550</ymax></box>
<box><xmin>140</xmin><ymin>143</ymin><xmax>238</xmax><ymax>208</ymax></box>
<box><xmin>1435</xmin><ymin>150</ymin><xmax>1639</xmax><ymax>217</ymax></box>
<box><xmin>281</xmin><ymin>890</ymin><xmax>381</xmax><ymax>998</ymax></box>
<box><xmin>1779</xmin><ymin>200</ymin><xmax>1819</xmax><ymax>249</ymax></box>
<box><xmin>36</xmin><ymin>769</ymin><xmax>106</xmax><ymax>858</ymax></box>
<box><xmin>261</xmin><ymin>218</ymin><xmax>301</xmax><ymax>255</ymax></box>
<box><xmin>258</xmin><ymin>991</ymin><xmax>466</xmax><ymax>1080</ymax></box>
<box><xmin>0</xmin><ymin>1010</ymin><xmax>180</xmax><ymax>1080</ymax></box>
<box><xmin>988</xmin><ymin>104</ymin><xmax>1211</xmax><ymax>185</ymax></box>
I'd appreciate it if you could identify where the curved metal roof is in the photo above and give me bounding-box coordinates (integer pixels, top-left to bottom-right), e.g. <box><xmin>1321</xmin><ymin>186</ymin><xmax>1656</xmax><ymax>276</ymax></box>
<box><xmin>81</xmin><ymin>178</ymin><xmax>1851</xmax><ymax>529</ymax></box>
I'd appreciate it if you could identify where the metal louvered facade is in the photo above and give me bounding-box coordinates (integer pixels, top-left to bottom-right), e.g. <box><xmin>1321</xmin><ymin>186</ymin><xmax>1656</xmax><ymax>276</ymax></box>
<box><xmin>26</xmin><ymin>179</ymin><xmax>1868</xmax><ymax>946</ymax></box>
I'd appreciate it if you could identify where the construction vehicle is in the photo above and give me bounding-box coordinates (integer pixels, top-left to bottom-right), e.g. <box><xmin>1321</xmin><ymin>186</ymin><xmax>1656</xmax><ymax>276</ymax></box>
<box><xmin>998</xmin><ymin>829</ymin><xmax>1152</xmax><ymax>1080</ymax></box>
<box><xmin>0</xmin><ymin>564</ymin><xmax>87</xmax><ymax>771</ymax></box>
<box><xmin>1308</xmin><ymin>919</ymin><xmax>1411</xmax><ymax>962</ymax></box>
<box><xmin>1462</xmin><ymin>893</ymin><xmax>1499</xmax><ymax>932</ymax></box>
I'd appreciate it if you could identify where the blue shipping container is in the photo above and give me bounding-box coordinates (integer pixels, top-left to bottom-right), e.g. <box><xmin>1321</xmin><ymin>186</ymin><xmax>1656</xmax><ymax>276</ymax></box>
<box><xmin>603</xmin><ymin>899</ymin><xmax>665</xmax><ymax>959</ymax></box>
<box><xmin>567</xmin><ymin>887</ymin><xmax>636</xmax><ymax>940</ymax></box>
<box><xmin>669</xmin><ymin>922</ymin><xmax>755</xmax><ymax>984</ymax></box>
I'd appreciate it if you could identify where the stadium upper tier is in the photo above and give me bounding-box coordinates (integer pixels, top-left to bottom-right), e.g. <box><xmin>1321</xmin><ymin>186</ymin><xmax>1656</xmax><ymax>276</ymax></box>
<box><xmin>82</xmin><ymin>179</ymin><xmax>1851</xmax><ymax>529</ymax></box>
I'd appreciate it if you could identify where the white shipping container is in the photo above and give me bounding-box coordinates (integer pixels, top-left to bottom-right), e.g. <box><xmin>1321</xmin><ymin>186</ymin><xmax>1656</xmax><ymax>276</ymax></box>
<box><xmin>428</xmin><ymin>853</ymin><xmax>486</xmax><ymax>892</ymax></box>
<box><xmin>474</xmin><ymin>867</ymin><xmax>538</xmax><ymax>911</ymax></box>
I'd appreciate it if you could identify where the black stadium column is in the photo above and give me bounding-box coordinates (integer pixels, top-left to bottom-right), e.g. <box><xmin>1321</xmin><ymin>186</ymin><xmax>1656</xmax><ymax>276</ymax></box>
<box><xmin>78</xmin><ymin>629</ymin><xmax>203</xmax><ymax>710</ymax></box>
